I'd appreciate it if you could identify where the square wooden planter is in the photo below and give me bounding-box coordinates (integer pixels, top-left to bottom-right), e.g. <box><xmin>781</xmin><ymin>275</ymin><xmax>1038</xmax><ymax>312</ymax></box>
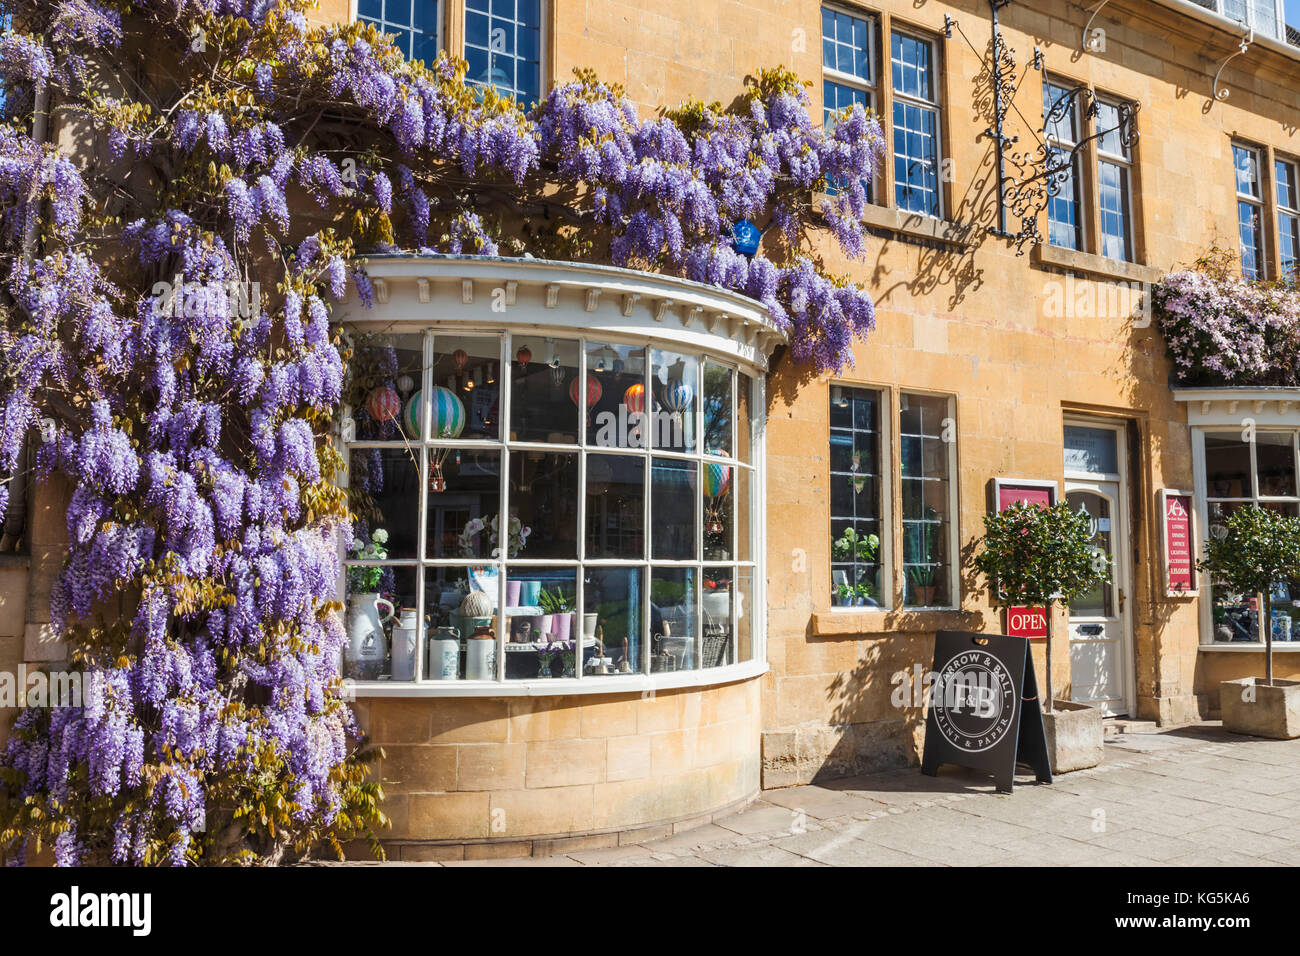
<box><xmin>1220</xmin><ymin>678</ymin><xmax>1300</xmax><ymax>740</ymax></box>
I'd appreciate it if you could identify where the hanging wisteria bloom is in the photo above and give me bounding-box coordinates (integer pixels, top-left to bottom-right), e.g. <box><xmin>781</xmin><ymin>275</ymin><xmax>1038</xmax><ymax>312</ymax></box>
<box><xmin>0</xmin><ymin>0</ymin><xmax>885</xmax><ymax>866</ymax></box>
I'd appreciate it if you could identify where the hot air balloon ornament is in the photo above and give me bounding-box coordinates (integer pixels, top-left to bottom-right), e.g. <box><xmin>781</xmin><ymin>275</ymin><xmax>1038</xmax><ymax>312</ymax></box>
<box><xmin>366</xmin><ymin>386</ymin><xmax>401</xmax><ymax>424</ymax></box>
<box><xmin>428</xmin><ymin>385</ymin><xmax>466</xmax><ymax>493</ymax></box>
<box><xmin>624</xmin><ymin>383</ymin><xmax>646</xmax><ymax>446</ymax></box>
<box><xmin>516</xmin><ymin>345</ymin><xmax>532</xmax><ymax>370</ymax></box>
<box><xmin>663</xmin><ymin>380</ymin><xmax>693</xmax><ymax>431</ymax></box>
<box><xmin>452</xmin><ymin>348</ymin><xmax>469</xmax><ymax>370</ymax></box>
<box><xmin>702</xmin><ymin>457</ymin><xmax>731</xmax><ymax>535</ymax></box>
<box><xmin>569</xmin><ymin>374</ymin><xmax>602</xmax><ymax>424</ymax></box>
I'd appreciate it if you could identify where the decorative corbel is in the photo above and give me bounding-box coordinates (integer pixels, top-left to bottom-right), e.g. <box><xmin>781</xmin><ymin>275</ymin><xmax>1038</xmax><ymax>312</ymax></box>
<box><xmin>417</xmin><ymin>278</ymin><xmax>430</xmax><ymax>303</ymax></box>
<box><xmin>460</xmin><ymin>279</ymin><xmax>473</xmax><ymax>304</ymax></box>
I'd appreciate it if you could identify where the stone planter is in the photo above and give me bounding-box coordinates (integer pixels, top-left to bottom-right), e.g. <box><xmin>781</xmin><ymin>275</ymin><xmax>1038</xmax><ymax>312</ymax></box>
<box><xmin>1220</xmin><ymin>678</ymin><xmax>1300</xmax><ymax>739</ymax></box>
<box><xmin>1042</xmin><ymin>699</ymin><xmax>1104</xmax><ymax>774</ymax></box>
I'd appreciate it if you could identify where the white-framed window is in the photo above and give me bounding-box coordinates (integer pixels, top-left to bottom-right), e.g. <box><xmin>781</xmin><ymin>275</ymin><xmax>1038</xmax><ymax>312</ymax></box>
<box><xmin>1276</xmin><ymin>156</ymin><xmax>1300</xmax><ymax>280</ymax></box>
<box><xmin>1197</xmin><ymin>427</ymin><xmax>1300</xmax><ymax>643</ymax></box>
<box><xmin>1234</xmin><ymin>143</ymin><xmax>1267</xmax><ymax>280</ymax></box>
<box><xmin>357</xmin><ymin>0</ymin><xmax>442</xmax><ymax>64</ymax></box>
<box><xmin>1042</xmin><ymin>77</ymin><xmax>1084</xmax><ymax>252</ymax></box>
<box><xmin>821</xmin><ymin>4</ymin><xmax>877</xmax><ymax>199</ymax></box>
<box><xmin>465</xmin><ymin>0</ymin><xmax>543</xmax><ymax>106</ymax></box>
<box><xmin>341</xmin><ymin>329</ymin><xmax>759</xmax><ymax>685</ymax></box>
<box><xmin>1096</xmin><ymin>97</ymin><xmax>1134</xmax><ymax>262</ymax></box>
<box><xmin>1201</xmin><ymin>0</ymin><xmax>1287</xmax><ymax>40</ymax></box>
<box><xmin>890</xmin><ymin>29</ymin><xmax>943</xmax><ymax>218</ymax></box>
<box><xmin>829</xmin><ymin>384</ymin><xmax>890</xmax><ymax>608</ymax></box>
<box><xmin>900</xmin><ymin>391</ymin><xmax>957</xmax><ymax>607</ymax></box>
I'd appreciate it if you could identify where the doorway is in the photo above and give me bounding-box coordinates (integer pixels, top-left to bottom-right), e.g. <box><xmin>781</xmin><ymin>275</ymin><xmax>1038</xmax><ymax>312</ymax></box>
<box><xmin>1063</xmin><ymin>420</ymin><xmax>1136</xmax><ymax>717</ymax></box>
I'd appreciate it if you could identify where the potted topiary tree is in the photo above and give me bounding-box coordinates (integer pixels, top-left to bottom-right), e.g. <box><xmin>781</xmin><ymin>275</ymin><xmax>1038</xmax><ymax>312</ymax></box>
<box><xmin>970</xmin><ymin>500</ymin><xmax>1112</xmax><ymax>772</ymax></box>
<box><xmin>1199</xmin><ymin>505</ymin><xmax>1300</xmax><ymax>739</ymax></box>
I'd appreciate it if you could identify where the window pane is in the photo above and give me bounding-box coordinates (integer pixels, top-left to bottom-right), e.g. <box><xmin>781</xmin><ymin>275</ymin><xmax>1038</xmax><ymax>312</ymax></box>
<box><xmin>702</xmin><ymin>567</ymin><xmax>733</xmax><ymax>668</ymax></box>
<box><xmin>349</xmin><ymin>332</ymin><xmax>425</xmax><ymax>441</ymax></box>
<box><xmin>349</xmin><ymin>447</ymin><xmax>421</xmax><ymax>560</ymax></box>
<box><xmin>830</xmin><ymin>385</ymin><xmax>883</xmax><ymax>606</ymax></box>
<box><xmin>823</xmin><ymin>7</ymin><xmax>873</xmax><ymax>83</ymax></box>
<box><xmin>652</xmin><ymin>567</ymin><xmax>697</xmax><ymax>671</ymax></box>
<box><xmin>509</xmin><ymin>451</ymin><xmax>579</xmax><ymax>558</ymax></box>
<box><xmin>586</xmin><ymin>341</ymin><xmax>647</xmax><ymax>447</ymax></box>
<box><xmin>702</xmin><ymin>459</ymin><xmax>734</xmax><ymax>561</ymax></box>
<box><xmin>703</xmin><ymin>361</ymin><xmax>733</xmax><ymax>457</ymax></box>
<box><xmin>1256</xmin><ymin>433</ymin><xmax>1297</xmax><ymax>497</ymax></box>
<box><xmin>651</xmin><ymin>347</ymin><xmax>698</xmax><ymax>452</ymax></box>
<box><xmin>432</xmin><ymin>335</ymin><xmax>498</xmax><ymax>440</ymax></box>
<box><xmin>424</xmin><ymin>567</ymin><xmax>478</xmax><ymax>680</ymax></box>
<box><xmin>1065</xmin><ymin>491</ymin><xmax>1113</xmax><ymax>617</ymax></box>
<box><xmin>1095</xmin><ymin>101</ymin><xmax>1129</xmax><ymax>158</ymax></box>
<box><xmin>1064</xmin><ymin>425</ymin><xmax>1119</xmax><ymax>475</ymax></box>
<box><xmin>584</xmin><ymin>567</ymin><xmax>643</xmax><ymax>676</ymax></box>
<box><xmin>344</xmin><ymin>564</ymin><xmax>418</xmax><ymax>681</ymax></box>
<box><xmin>1234</xmin><ymin>145</ymin><xmax>1259</xmax><ymax>198</ymax></box>
<box><xmin>736</xmin><ymin>373</ymin><xmax>753</xmax><ymax>464</ymax></box>
<box><xmin>651</xmin><ymin>457</ymin><xmax>697</xmax><ymax>560</ymax></box>
<box><xmin>1046</xmin><ymin>147</ymin><xmax>1082</xmax><ymax>251</ymax></box>
<box><xmin>736</xmin><ymin>467</ymin><xmax>753</xmax><ymax>563</ymax></box>
<box><xmin>1276</xmin><ymin>159</ymin><xmax>1298</xmax><ymax>211</ymax></box>
<box><xmin>504</xmin><ymin>567</ymin><xmax>578</xmax><ymax>679</ymax></box>
<box><xmin>1098</xmin><ymin>160</ymin><xmax>1130</xmax><ymax>261</ymax></box>
<box><xmin>900</xmin><ymin>393</ymin><xmax>951</xmax><ymax>608</ymax></box>
<box><xmin>426</xmin><ymin>449</ymin><xmax>501</xmax><ymax>558</ymax></box>
<box><xmin>893</xmin><ymin>100</ymin><xmax>940</xmax><ymax>216</ymax></box>
<box><xmin>1205</xmin><ymin>431</ymin><xmax>1253</xmax><ymax>498</ymax></box>
<box><xmin>1042</xmin><ymin>81</ymin><xmax>1079</xmax><ymax>144</ymax></box>
<box><xmin>1238</xmin><ymin>199</ymin><xmax>1264</xmax><ymax>280</ymax></box>
<box><xmin>585</xmin><ymin>453</ymin><xmax>645</xmax><ymax>559</ymax></box>
<box><xmin>509</xmin><ymin>337</ymin><xmax>580</xmax><ymax>443</ymax></box>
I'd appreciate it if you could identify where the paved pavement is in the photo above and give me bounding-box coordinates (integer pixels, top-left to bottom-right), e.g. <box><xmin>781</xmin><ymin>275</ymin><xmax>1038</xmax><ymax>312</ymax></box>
<box><xmin>436</xmin><ymin>722</ymin><xmax>1300</xmax><ymax>866</ymax></box>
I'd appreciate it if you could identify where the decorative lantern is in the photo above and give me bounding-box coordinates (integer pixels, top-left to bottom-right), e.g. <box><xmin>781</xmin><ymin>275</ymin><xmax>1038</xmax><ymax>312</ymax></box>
<box><xmin>731</xmin><ymin>218</ymin><xmax>761</xmax><ymax>257</ymax></box>
<box><xmin>516</xmin><ymin>345</ymin><xmax>532</xmax><ymax>369</ymax></box>
<box><xmin>366</xmin><ymin>386</ymin><xmax>401</xmax><ymax>422</ymax></box>
<box><xmin>452</xmin><ymin>348</ymin><xmax>469</xmax><ymax>370</ymax></box>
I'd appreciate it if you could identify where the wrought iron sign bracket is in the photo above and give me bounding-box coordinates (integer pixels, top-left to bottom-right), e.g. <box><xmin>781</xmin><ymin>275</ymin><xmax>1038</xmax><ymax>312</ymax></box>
<box><xmin>1212</xmin><ymin>26</ymin><xmax>1254</xmax><ymax>102</ymax></box>
<box><xmin>1081</xmin><ymin>0</ymin><xmax>1112</xmax><ymax>53</ymax></box>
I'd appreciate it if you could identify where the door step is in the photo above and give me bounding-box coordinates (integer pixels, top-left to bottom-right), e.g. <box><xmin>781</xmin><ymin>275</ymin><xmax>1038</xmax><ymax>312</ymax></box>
<box><xmin>1103</xmin><ymin>718</ymin><xmax>1159</xmax><ymax>738</ymax></box>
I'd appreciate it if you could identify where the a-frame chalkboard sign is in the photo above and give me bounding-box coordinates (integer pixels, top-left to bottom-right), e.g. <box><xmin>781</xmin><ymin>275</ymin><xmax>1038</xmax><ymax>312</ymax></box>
<box><xmin>920</xmin><ymin>630</ymin><xmax>1052</xmax><ymax>793</ymax></box>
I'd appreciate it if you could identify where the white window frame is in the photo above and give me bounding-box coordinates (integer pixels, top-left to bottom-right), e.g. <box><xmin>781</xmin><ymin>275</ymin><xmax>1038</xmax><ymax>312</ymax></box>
<box><xmin>898</xmin><ymin>389</ymin><xmax>959</xmax><ymax>609</ymax></box>
<box><xmin>828</xmin><ymin>382</ymin><xmax>894</xmax><ymax>612</ymax></box>
<box><xmin>1095</xmin><ymin>95</ymin><xmax>1135</xmax><ymax>263</ymax></box>
<box><xmin>1276</xmin><ymin>155</ymin><xmax>1300</xmax><ymax>279</ymax></box>
<box><xmin>340</xmin><ymin>325</ymin><xmax>767</xmax><ymax>696</ymax></box>
<box><xmin>1234</xmin><ymin>142</ymin><xmax>1267</xmax><ymax>280</ymax></box>
<box><xmin>821</xmin><ymin>3</ymin><xmax>879</xmax><ymax>108</ymax></box>
<box><xmin>889</xmin><ymin>27</ymin><xmax>945</xmax><ymax>220</ymax></box>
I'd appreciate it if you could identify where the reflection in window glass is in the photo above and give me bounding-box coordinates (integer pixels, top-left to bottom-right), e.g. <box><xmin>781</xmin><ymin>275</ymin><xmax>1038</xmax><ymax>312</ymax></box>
<box><xmin>344</xmin><ymin>565</ymin><xmax>418</xmax><ymax>681</ymax></box>
<box><xmin>736</xmin><ymin>373</ymin><xmax>753</xmax><ymax>464</ymax></box>
<box><xmin>703</xmin><ymin>362</ymin><xmax>734</xmax><ymax>457</ymax></box>
<box><xmin>586</xmin><ymin>342</ymin><xmax>647</xmax><ymax>448</ymax></box>
<box><xmin>431</xmin><ymin>336</ymin><xmax>499</xmax><ymax>440</ymax></box>
<box><xmin>510</xmin><ymin>337</ymin><xmax>580</xmax><ymax>443</ymax></box>
<box><xmin>359</xmin><ymin>0</ymin><xmax>442</xmax><ymax>65</ymax></box>
<box><xmin>1065</xmin><ymin>491</ymin><xmax>1113</xmax><ymax>617</ymax></box>
<box><xmin>426</xmin><ymin>449</ymin><xmax>501</xmax><ymax>559</ymax></box>
<box><xmin>702</xmin><ymin>567</ymin><xmax>734</xmax><ymax>668</ymax></box>
<box><xmin>1256</xmin><ymin>432</ymin><xmax>1297</xmax><ymax>497</ymax></box>
<box><xmin>585</xmin><ymin>453</ymin><xmax>644</xmax><ymax>559</ymax></box>
<box><xmin>702</xmin><ymin>459</ymin><xmax>733</xmax><ymax>561</ymax></box>
<box><xmin>651</xmin><ymin>457</ymin><xmax>697</xmax><ymax>560</ymax></box>
<box><xmin>350</xmin><ymin>333</ymin><xmax>424</xmax><ymax>441</ymax></box>
<box><xmin>509</xmin><ymin>452</ymin><xmax>579</xmax><ymax>559</ymax></box>
<box><xmin>900</xmin><ymin>392</ymin><xmax>951</xmax><ymax>608</ymax></box>
<box><xmin>584</xmin><ymin>567</ymin><xmax>643</xmax><ymax>675</ymax></box>
<box><xmin>651</xmin><ymin>567</ymin><xmax>697</xmax><ymax>671</ymax></box>
<box><xmin>736</xmin><ymin>568</ymin><xmax>754</xmax><ymax>664</ymax></box>
<box><xmin>1204</xmin><ymin>432</ymin><xmax>1252</xmax><ymax>498</ymax></box>
<box><xmin>652</xmin><ymin>347</ymin><xmax>698</xmax><ymax>452</ymax></box>
<box><xmin>465</xmin><ymin>0</ymin><xmax>542</xmax><ymax>105</ymax></box>
<box><xmin>349</xmin><ymin>447</ymin><xmax>421</xmax><ymax>560</ymax></box>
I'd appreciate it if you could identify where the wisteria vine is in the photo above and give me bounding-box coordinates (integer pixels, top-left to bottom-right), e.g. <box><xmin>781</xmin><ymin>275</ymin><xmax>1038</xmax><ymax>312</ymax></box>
<box><xmin>0</xmin><ymin>0</ymin><xmax>884</xmax><ymax>865</ymax></box>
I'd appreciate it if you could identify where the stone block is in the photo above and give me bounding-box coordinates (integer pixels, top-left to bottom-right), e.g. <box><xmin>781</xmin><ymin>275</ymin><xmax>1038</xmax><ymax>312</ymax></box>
<box><xmin>1220</xmin><ymin>679</ymin><xmax>1300</xmax><ymax>740</ymax></box>
<box><xmin>1043</xmin><ymin>700</ymin><xmax>1105</xmax><ymax>773</ymax></box>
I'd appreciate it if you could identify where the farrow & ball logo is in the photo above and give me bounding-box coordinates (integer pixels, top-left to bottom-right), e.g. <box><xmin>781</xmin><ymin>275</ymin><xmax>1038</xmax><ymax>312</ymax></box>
<box><xmin>929</xmin><ymin>651</ymin><xmax>1016</xmax><ymax>753</ymax></box>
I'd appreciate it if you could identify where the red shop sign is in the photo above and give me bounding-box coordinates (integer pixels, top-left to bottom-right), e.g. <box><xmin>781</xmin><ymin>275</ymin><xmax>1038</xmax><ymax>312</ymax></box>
<box><xmin>1161</xmin><ymin>489</ymin><xmax>1198</xmax><ymax>597</ymax></box>
<box><xmin>991</xmin><ymin>479</ymin><xmax>1058</xmax><ymax>640</ymax></box>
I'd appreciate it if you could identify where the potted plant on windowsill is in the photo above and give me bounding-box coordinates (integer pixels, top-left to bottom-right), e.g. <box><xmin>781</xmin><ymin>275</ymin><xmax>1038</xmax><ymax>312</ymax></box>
<box><xmin>833</xmin><ymin>583</ymin><xmax>856</xmax><ymax>607</ymax></box>
<box><xmin>1199</xmin><ymin>505</ymin><xmax>1300</xmax><ymax>739</ymax></box>
<box><xmin>970</xmin><ymin>500</ymin><xmax>1112</xmax><ymax>773</ymax></box>
<box><xmin>906</xmin><ymin>566</ymin><xmax>936</xmax><ymax>607</ymax></box>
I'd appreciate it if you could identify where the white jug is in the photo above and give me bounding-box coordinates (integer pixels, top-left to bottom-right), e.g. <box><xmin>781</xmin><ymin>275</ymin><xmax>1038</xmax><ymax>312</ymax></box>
<box><xmin>427</xmin><ymin>627</ymin><xmax>461</xmax><ymax>680</ymax></box>
<box><xmin>390</xmin><ymin>609</ymin><xmax>419</xmax><ymax>681</ymax></box>
<box><xmin>345</xmin><ymin>593</ymin><xmax>395</xmax><ymax>680</ymax></box>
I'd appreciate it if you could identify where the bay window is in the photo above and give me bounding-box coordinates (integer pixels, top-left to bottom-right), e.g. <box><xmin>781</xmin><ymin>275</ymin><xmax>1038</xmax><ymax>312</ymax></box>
<box><xmin>341</xmin><ymin>328</ymin><xmax>759</xmax><ymax>684</ymax></box>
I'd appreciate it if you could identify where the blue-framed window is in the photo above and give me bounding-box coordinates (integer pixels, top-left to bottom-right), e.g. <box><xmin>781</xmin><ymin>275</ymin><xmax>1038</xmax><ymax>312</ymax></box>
<box><xmin>465</xmin><ymin>0</ymin><xmax>542</xmax><ymax>106</ymax></box>
<box><xmin>890</xmin><ymin>31</ymin><xmax>942</xmax><ymax>217</ymax></box>
<box><xmin>1043</xmin><ymin>79</ymin><xmax>1083</xmax><ymax>251</ymax></box>
<box><xmin>821</xmin><ymin>6</ymin><xmax>876</xmax><ymax>200</ymax></box>
<box><xmin>1235</xmin><ymin>144</ymin><xmax>1266</xmax><ymax>280</ymax></box>
<box><xmin>1276</xmin><ymin>158</ymin><xmax>1299</xmax><ymax>280</ymax></box>
<box><xmin>358</xmin><ymin>0</ymin><xmax>442</xmax><ymax>65</ymax></box>
<box><xmin>1096</xmin><ymin>99</ymin><xmax>1133</xmax><ymax>262</ymax></box>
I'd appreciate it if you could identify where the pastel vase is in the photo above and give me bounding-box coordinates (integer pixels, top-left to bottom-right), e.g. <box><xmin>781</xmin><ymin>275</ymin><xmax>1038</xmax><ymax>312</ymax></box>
<box><xmin>523</xmin><ymin>581</ymin><xmax>541</xmax><ymax>607</ymax></box>
<box><xmin>506</xmin><ymin>580</ymin><xmax>522</xmax><ymax>607</ymax></box>
<box><xmin>554</xmin><ymin>612</ymin><xmax>572</xmax><ymax>641</ymax></box>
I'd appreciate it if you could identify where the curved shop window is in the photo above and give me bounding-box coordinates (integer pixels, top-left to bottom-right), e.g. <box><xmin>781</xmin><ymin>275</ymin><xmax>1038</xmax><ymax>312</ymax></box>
<box><xmin>340</xmin><ymin>328</ymin><xmax>760</xmax><ymax>687</ymax></box>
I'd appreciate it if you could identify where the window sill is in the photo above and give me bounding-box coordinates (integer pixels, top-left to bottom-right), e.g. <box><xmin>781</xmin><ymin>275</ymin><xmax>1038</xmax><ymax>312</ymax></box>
<box><xmin>348</xmin><ymin>658</ymin><xmax>769</xmax><ymax>697</ymax></box>
<box><xmin>1198</xmin><ymin>642</ymin><xmax>1300</xmax><ymax>652</ymax></box>
<box><xmin>857</xmin><ymin>202</ymin><xmax>971</xmax><ymax>249</ymax></box>
<box><xmin>811</xmin><ymin>608</ymin><xmax>985</xmax><ymax>637</ymax></box>
<box><xmin>1032</xmin><ymin>243</ymin><xmax>1163</xmax><ymax>284</ymax></box>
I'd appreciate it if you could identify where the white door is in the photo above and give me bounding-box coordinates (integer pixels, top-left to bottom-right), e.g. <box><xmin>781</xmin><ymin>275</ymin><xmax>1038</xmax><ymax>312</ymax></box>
<box><xmin>1065</xmin><ymin>479</ymin><xmax>1133</xmax><ymax>716</ymax></box>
